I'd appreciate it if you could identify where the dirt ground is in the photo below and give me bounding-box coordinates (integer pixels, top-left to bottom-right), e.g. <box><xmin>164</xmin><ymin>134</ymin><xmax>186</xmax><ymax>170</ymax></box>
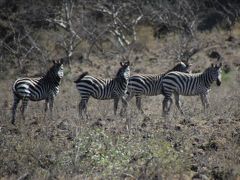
<box><xmin>1</xmin><ymin>26</ymin><xmax>240</xmax><ymax>179</ymax></box>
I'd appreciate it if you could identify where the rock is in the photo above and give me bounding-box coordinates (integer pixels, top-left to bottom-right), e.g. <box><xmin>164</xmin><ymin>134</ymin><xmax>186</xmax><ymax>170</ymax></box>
<box><xmin>190</xmin><ymin>164</ymin><xmax>198</xmax><ymax>172</ymax></box>
<box><xmin>57</xmin><ymin>120</ymin><xmax>69</xmax><ymax>130</ymax></box>
<box><xmin>91</xmin><ymin>118</ymin><xmax>105</xmax><ymax>127</ymax></box>
<box><xmin>192</xmin><ymin>173</ymin><xmax>209</xmax><ymax>180</ymax></box>
<box><xmin>141</xmin><ymin>122</ymin><xmax>147</xmax><ymax>128</ymax></box>
<box><xmin>174</xmin><ymin>125</ymin><xmax>181</xmax><ymax>131</ymax></box>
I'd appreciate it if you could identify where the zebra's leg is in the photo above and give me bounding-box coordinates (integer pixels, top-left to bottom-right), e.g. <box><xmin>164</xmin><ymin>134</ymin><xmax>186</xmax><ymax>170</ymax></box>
<box><xmin>79</xmin><ymin>97</ymin><xmax>89</xmax><ymax>119</ymax></box>
<box><xmin>78</xmin><ymin>101</ymin><xmax>83</xmax><ymax>119</ymax></box>
<box><xmin>44</xmin><ymin>99</ymin><xmax>49</xmax><ymax>112</ymax></box>
<box><xmin>136</xmin><ymin>96</ymin><xmax>144</xmax><ymax>114</ymax></box>
<box><xmin>162</xmin><ymin>97</ymin><xmax>168</xmax><ymax>117</ymax></box>
<box><xmin>162</xmin><ymin>97</ymin><xmax>173</xmax><ymax>117</ymax></box>
<box><xmin>120</xmin><ymin>97</ymin><xmax>128</xmax><ymax>116</ymax></box>
<box><xmin>162</xmin><ymin>96</ymin><xmax>173</xmax><ymax>129</ymax></box>
<box><xmin>126</xmin><ymin>92</ymin><xmax>134</xmax><ymax>102</ymax></box>
<box><xmin>120</xmin><ymin>93</ymin><xmax>134</xmax><ymax>116</ymax></box>
<box><xmin>49</xmin><ymin>96</ymin><xmax>54</xmax><ymax>119</ymax></box>
<box><xmin>11</xmin><ymin>95</ymin><xmax>20</xmax><ymax>124</ymax></box>
<box><xmin>200</xmin><ymin>94</ymin><xmax>209</xmax><ymax>114</ymax></box>
<box><xmin>20</xmin><ymin>97</ymin><xmax>29</xmax><ymax>120</ymax></box>
<box><xmin>114</xmin><ymin>98</ymin><xmax>119</xmax><ymax>115</ymax></box>
<box><xmin>43</xmin><ymin>99</ymin><xmax>49</xmax><ymax>120</ymax></box>
<box><xmin>174</xmin><ymin>93</ymin><xmax>184</xmax><ymax>115</ymax></box>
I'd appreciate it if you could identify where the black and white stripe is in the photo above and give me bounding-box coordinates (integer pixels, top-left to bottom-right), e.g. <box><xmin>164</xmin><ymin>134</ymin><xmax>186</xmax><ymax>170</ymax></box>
<box><xmin>121</xmin><ymin>62</ymin><xmax>190</xmax><ymax>114</ymax></box>
<box><xmin>11</xmin><ymin>59</ymin><xmax>64</xmax><ymax>124</ymax></box>
<box><xmin>161</xmin><ymin>63</ymin><xmax>222</xmax><ymax>116</ymax></box>
<box><xmin>74</xmin><ymin>61</ymin><xmax>130</xmax><ymax>118</ymax></box>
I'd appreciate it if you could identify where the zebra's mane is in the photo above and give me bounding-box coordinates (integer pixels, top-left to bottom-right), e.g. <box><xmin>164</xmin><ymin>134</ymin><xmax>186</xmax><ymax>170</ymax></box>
<box><xmin>36</xmin><ymin>63</ymin><xmax>62</xmax><ymax>84</ymax></box>
<box><xmin>115</xmin><ymin>68</ymin><xmax>125</xmax><ymax>78</ymax></box>
<box><xmin>74</xmin><ymin>72</ymin><xmax>89</xmax><ymax>83</ymax></box>
<box><xmin>203</xmin><ymin>66</ymin><xmax>215</xmax><ymax>74</ymax></box>
<box><xmin>44</xmin><ymin>65</ymin><xmax>57</xmax><ymax>78</ymax></box>
<box><xmin>162</xmin><ymin>63</ymin><xmax>186</xmax><ymax>76</ymax></box>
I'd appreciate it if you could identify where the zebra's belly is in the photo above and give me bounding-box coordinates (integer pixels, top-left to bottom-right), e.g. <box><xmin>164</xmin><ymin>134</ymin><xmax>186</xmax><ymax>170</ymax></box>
<box><xmin>15</xmin><ymin>89</ymin><xmax>53</xmax><ymax>101</ymax></box>
<box><xmin>92</xmin><ymin>95</ymin><xmax>112</xmax><ymax>100</ymax></box>
<box><xmin>178</xmin><ymin>89</ymin><xmax>204</xmax><ymax>96</ymax></box>
<box><xmin>180</xmin><ymin>92</ymin><xmax>199</xmax><ymax>96</ymax></box>
<box><xmin>91</xmin><ymin>93</ymin><xmax>113</xmax><ymax>100</ymax></box>
<box><xmin>28</xmin><ymin>93</ymin><xmax>49</xmax><ymax>101</ymax></box>
<box><xmin>29</xmin><ymin>97</ymin><xmax>46</xmax><ymax>101</ymax></box>
<box><xmin>15</xmin><ymin>92</ymin><xmax>46</xmax><ymax>101</ymax></box>
<box><xmin>139</xmin><ymin>92</ymin><xmax>161</xmax><ymax>97</ymax></box>
<box><xmin>129</xmin><ymin>87</ymin><xmax>161</xmax><ymax>96</ymax></box>
<box><xmin>91</xmin><ymin>91</ymin><xmax>125</xmax><ymax>100</ymax></box>
<box><xmin>145</xmin><ymin>90</ymin><xmax>162</xmax><ymax>96</ymax></box>
<box><xmin>128</xmin><ymin>86</ymin><xmax>144</xmax><ymax>95</ymax></box>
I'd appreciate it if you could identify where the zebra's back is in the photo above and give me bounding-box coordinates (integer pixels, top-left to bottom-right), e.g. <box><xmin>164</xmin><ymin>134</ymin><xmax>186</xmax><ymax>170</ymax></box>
<box><xmin>162</xmin><ymin>71</ymin><xmax>207</xmax><ymax>96</ymax></box>
<box><xmin>128</xmin><ymin>74</ymin><xmax>162</xmax><ymax>96</ymax></box>
<box><xmin>13</xmin><ymin>77</ymin><xmax>57</xmax><ymax>101</ymax></box>
<box><xmin>76</xmin><ymin>75</ymin><xmax>116</xmax><ymax>100</ymax></box>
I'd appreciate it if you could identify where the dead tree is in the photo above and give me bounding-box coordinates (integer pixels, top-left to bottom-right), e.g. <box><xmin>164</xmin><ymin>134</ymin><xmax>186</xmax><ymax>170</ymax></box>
<box><xmin>0</xmin><ymin>22</ymin><xmax>50</xmax><ymax>73</ymax></box>
<box><xmin>46</xmin><ymin>0</ymin><xmax>81</xmax><ymax>68</ymax></box>
<box><xmin>93</xmin><ymin>1</ymin><xmax>143</xmax><ymax>50</ymax></box>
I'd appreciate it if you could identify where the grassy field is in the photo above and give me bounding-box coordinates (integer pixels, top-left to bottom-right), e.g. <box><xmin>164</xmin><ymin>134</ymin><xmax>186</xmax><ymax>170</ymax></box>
<box><xmin>1</xmin><ymin>26</ymin><xmax>240</xmax><ymax>179</ymax></box>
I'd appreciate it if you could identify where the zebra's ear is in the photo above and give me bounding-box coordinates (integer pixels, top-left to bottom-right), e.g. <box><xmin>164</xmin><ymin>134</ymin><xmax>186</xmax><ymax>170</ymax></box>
<box><xmin>120</xmin><ymin>62</ymin><xmax>124</xmax><ymax>66</ymax></box>
<box><xmin>52</xmin><ymin>60</ymin><xmax>56</xmax><ymax>64</ymax></box>
<box><xmin>186</xmin><ymin>63</ymin><xmax>192</xmax><ymax>67</ymax></box>
<box><xmin>60</xmin><ymin>58</ymin><xmax>64</xmax><ymax>64</ymax></box>
<box><xmin>125</xmin><ymin>61</ymin><xmax>130</xmax><ymax>66</ymax></box>
<box><xmin>180</xmin><ymin>61</ymin><xmax>185</xmax><ymax>65</ymax></box>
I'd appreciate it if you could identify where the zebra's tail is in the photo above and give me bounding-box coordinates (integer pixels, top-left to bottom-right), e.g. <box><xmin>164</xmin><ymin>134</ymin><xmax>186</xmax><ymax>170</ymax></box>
<box><xmin>74</xmin><ymin>72</ymin><xmax>89</xmax><ymax>83</ymax></box>
<box><xmin>12</xmin><ymin>79</ymin><xmax>19</xmax><ymax>93</ymax></box>
<box><xmin>161</xmin><ymin>83</ymin><xmax>167</xmax><ymax>96</ymax></box>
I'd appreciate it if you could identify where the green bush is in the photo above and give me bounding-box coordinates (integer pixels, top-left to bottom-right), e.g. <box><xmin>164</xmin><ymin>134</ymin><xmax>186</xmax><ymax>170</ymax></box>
<box><xmin>57</xmin><ymin>128</ymin><xmax>187</xmax><ymax>178</ymax></box>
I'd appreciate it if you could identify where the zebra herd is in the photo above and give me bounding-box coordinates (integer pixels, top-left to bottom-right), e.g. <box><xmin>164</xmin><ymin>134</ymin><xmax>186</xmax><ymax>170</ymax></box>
<box><xmin>11</xmin><ymin>59</ymin><xmax>222</xmax><ymax>124</ymax></box>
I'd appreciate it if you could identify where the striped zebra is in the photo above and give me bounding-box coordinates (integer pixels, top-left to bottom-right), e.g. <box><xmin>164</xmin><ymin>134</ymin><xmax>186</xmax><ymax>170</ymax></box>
<box><xmin>11</xmin><ymin>59</ymin><xmax>64</xmax><ymax>124</ymax></box>
<box><xmin>74</xmin><ymin>61</ymin><xmax>130</xmax><ymax>118</ymax></box>
<box><xmin>120</xmin><ymin>62</ymin><xmax>190</xmax><ymax>114</ymax></box>
<box><xmin>161</xmin><ymin>63</ymin><xmax>222</xmax><ymax>116</ymax></box>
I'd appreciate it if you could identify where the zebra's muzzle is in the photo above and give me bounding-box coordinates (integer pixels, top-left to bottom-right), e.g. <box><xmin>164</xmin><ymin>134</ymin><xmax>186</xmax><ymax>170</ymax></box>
<box><xmin>216</xmin><ymin>79</ymin><xmax>221</xmax><ymax>86</ymax></box>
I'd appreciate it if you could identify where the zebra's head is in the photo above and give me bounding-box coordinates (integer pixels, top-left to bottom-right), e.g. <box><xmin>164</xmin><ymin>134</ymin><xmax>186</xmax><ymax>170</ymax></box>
<box><xmin>167</xmin><ymin>61</ymin><xmax>191</xmax><ymax>74</ymax></box>
<box><xmin>51</xmin><ymin>59</ymin><xmax>64</xmax><ymax>79</ymax></box>
<box><xmin>176</xmin><ymin>62</ymin><xmax>191</xmax><ymax>73</ymax></box>
<box><xmin>209</xmin><ymin>63</ymin><xmax>222</xmax><ymax>86</ymax></box>
<box><xmin>116</xmin><ymin>61</ymin><xmax>130</xmax><ymax>80</ymax></box>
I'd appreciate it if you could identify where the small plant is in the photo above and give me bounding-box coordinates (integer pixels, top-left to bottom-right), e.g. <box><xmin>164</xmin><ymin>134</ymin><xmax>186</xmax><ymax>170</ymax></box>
<box><xmin>221</xmin><ymin>70</ymin><xmax>233</xmax><ymax>82</ymax></box>
<box><xmin>56</xmin><ymin>127</ymin><xmax>188</xmax><ymax>178</ymax></box>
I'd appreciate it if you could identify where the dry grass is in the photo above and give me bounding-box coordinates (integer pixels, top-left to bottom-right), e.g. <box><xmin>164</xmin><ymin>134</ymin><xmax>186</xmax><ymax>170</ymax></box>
<box><xmin>1</xmin><ymin>27</ymin><xmax>240</xmax><ymax>179</ymax></box>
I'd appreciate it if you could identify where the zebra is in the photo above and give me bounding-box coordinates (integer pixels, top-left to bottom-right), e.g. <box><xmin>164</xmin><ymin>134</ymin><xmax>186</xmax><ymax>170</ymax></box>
<box><xmin>74</xmin><ymin>61</ymin><xmax>130</xmax><ymax>118</ymax></box>
<box><xmin>120</xmin><ymin>62</ymin><xmax>190</xmax><ymax>115</ymax></box>
<box><xmin>11</xmin><ymin>59</ymin><xmax>64</xmax><ymax>124</ymax></box>
<box><xmin>161</xmin><ymin>63</ymin><xmax>222</xmax><ymax>116</ymax></box>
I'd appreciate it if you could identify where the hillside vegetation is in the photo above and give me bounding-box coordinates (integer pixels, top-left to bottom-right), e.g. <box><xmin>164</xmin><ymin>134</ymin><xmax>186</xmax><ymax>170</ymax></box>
<box><xmin>1</xmin><ymin>1</ymin><xmax>240</xmax><ymax>179</ymax></box>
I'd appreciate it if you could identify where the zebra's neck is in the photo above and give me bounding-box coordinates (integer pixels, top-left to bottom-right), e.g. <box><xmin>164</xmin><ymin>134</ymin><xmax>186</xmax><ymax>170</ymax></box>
<box><xmin>41</xmin><ymin>72</ymin><xmax>61</xmax><ymax>87</ymax></box>
<box><xmin>201</xmin><ymin>70</ymin><xmax>214</xmax><ymax>88</ymax></box>
<box><xmin>114</xmin><ymin>77</ymin><xmax>128</xmax><ymax>88</ymax></box>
